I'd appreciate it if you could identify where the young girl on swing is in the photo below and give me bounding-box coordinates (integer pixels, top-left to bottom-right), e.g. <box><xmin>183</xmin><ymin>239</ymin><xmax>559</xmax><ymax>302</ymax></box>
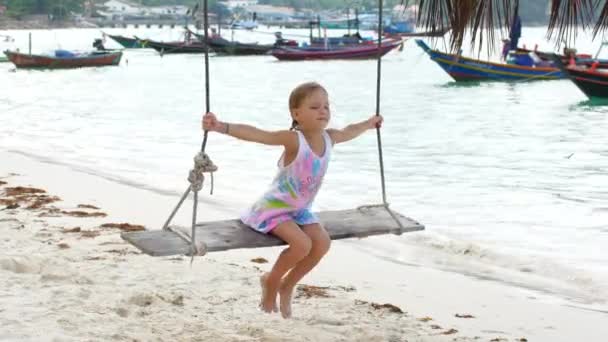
<box><xmin>202</xmin><ymin>82</ymin><xmax>383</xmax><ymax>318</ymax></box>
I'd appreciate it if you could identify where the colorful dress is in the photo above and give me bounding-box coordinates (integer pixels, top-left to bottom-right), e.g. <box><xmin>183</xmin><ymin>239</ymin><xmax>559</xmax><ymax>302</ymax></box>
<box><xmin>241</xmin><ymin>130</ymin><xmax>333</xmax><ymax>233</ymax></box>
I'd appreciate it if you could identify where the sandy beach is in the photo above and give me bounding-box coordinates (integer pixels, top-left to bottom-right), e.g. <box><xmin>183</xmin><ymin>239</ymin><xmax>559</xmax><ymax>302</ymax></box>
<box><xmin>1</xmin><ymin>148</ymin><xmax>606</xmax><ymax>342</ymax></box>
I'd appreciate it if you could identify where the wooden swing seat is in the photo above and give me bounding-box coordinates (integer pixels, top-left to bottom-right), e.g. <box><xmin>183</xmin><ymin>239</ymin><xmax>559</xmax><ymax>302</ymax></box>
<box><xmin>121</xmin><ymin>204</ymin><xmax>424</xmax><ymax>256</ymax></box>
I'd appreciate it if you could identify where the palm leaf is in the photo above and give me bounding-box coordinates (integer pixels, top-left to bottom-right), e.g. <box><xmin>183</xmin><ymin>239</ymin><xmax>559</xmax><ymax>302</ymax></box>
<box><xmin>402</xmin><ymin>0</ymin><xmax>517</xmax><ymax>54</ymax></box>
<box><xmin>593</xmin><ymin>1</ymin><xmax>608</xmax><ymax>39</ymax></box>
<box><xmin>407</xmin><ymin>0</ymin><xmax>604</xmax><ymax>51</ymax></box>
<box><xmin>547</xmin><ymin>0</ymin><xmax>596</xmax><ymax>48</ymax></box>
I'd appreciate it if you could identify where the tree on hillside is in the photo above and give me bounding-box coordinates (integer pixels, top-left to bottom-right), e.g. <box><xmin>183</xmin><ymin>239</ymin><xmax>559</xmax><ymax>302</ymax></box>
<box><xmin>5</xmin><ymin>0</ymin><xmax>83</xmax><ymax>19</ymax></box>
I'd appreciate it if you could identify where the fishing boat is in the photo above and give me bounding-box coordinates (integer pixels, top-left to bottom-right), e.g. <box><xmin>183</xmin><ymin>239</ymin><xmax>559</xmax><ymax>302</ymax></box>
<box><xmin>3</xmin><ymin>50</ymin><xmax>122</xmax><ymax>69</ymax></box>
<box><xmin>206</xmin><ymin>36</ymin><xmax>275</xmax><ymax>55</ymax></box>
<box><xmin>516</xmin><ymin>44</ymin><xmax>608</xmax><ymax>68</ymax></box>
<box><xmin>383</xmin><ymin>20</ymin><xmax>415</xmax><ymax>35</ymax></box>
<box><xmin>551</xmin><ymin>51</ymin><xmax>608</xmax><ymax>99</ymax></box>
<box><xmin>136</xmin><ymin>37</ymin><xmax>207</xmax><ymax>54</ymax></box>
<box><xmin>271</xmin><ymin>39</ymin><xmax>402</xmax><ymax>61</ymax></box>
<box><xmin>187</xmin><ymin>28</ymin><xmax>291</xmax><ymax>56</ymax></box>
<box><xmin>415</xmin><ymin>39</ymin><xmax>563</xmax><ymax>82</ymax></box>
<box><xmin>103</xmin><ymin>33</ymin><xmax>147</xmax><ymax>49</ymax></box>
<box><xmin>384</xmin><ymin>27</ymin><xmax>450</xmax><ymax>38</ymax></box>
<box><xmin>559</xmin><ymin>64</ymin><xmax>608</xmax><ymax>99</ymax></box>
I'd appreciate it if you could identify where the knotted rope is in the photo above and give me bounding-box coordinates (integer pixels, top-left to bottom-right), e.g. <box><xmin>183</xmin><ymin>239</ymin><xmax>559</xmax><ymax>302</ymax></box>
<box><xmin>187</xmin><ymin>151</ymin><xmax>217</xmax><ymax>193</ymax></box>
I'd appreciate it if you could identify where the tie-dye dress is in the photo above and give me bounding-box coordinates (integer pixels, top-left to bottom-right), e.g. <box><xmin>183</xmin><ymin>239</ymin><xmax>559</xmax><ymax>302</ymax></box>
<box><xmin>241</xmin><ymin>130</ymin><xmax>332</xmax><ymax>234</ymax></box>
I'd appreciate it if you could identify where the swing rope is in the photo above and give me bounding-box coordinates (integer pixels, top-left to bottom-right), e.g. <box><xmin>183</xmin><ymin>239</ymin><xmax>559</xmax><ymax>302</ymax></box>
<box><xmin>161</xmin><ymin>0</ymin><xmax>216</xmax><ymax>258</ymax></box>
<box><xmin>374</xmin><ymin>0</ymin><xmax>404</xmax><ymax>230</ymax></box>
<box><xmin>161</xmin><ymin>0</ymin><xmax>403</xmax><ymax>257</ymax></box>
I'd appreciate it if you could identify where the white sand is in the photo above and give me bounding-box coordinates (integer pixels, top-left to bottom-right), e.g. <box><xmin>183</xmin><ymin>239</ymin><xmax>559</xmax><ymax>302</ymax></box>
<box><xmin>1</xmin><ymin>149</ymin><xmax>606</xmax><ymax>342</ymax></box>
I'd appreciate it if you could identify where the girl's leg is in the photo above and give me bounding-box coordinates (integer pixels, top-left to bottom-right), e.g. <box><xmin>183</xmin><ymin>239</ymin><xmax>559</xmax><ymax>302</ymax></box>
<box><xmin>279</xmin><ymin>223</ymin><xmax>331</xmax><ymax>318</ymax></box>
<box><xmin>260</xmin><ymin>220</ymin><xmax>312</xmax><ymax>313</ymax></box>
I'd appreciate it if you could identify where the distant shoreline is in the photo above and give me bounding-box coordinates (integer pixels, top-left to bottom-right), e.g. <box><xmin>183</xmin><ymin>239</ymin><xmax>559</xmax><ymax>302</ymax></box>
<box><xmin>0</xmin><ymin>16</ymin><xmax>96</xmax><ymax>31</ymax></box>
<box><xmin>1</xmin><ymin>15</ymin><xmax>551</xmax><ymax>32</ymax></box>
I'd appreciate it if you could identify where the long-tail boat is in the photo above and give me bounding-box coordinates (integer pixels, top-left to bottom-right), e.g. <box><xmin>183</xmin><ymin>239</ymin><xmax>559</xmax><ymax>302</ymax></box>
<box><xmin>415</xmin><ymin>39</ymin><xmax>564</xmax><ymax>82</ymax></box>
<box><xmin>270</xmin><ymin>39</ymin><xmax>402</xmax><ymax>61</ymax></box>
<box><xmin>553</xmin><ymin>57</ymin><xmax>608</xmax><ymax>99</ymax></box>
<box><xmin>3</xmin><ymin>50</ymin><xmax>122</xmax><ymax>69</ymax></box>
<box><xmin>104</xmin><ymin>33</ymin><xmax>147</xmax><ymax>49</ymax></box>
<box><xmin>135</xmin><ymin>37</ymin><xmax>207</xmax><ymax>54</ymax></box>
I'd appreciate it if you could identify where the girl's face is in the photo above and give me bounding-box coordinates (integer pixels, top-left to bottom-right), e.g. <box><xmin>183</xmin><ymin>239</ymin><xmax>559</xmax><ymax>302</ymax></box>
<box><xmin>292</xmin><ymin>89</ymin><xmax>330</xmax><ymax>131</ymax></box>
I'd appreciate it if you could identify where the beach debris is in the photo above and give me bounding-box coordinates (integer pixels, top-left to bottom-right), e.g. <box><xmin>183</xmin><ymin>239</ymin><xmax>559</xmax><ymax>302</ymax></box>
<box><xmin>336</xmin><ymin>285</ymin><xmax>356</xmax><ymax>292</ymax></box>
<box><xmin>296</xmin><ymin>285</ymin><xmax>332</xmax><ymax>299</ymax></box>
<box><xmin>101</xmin><ymin>223</ymin><xmax>145</xmax><ymax>231</ymax></box>
<box><xmin>430</xmin><ymin>324</ymin><xmax>442</xmax><ymax>329</ymax></box>
<box><xmin>355</xmin><ymin>299</ymin><xmax>404</xmax><ymax>314</ymax></box>
<box><xmin>77</xmin><ymin>204</ymin><xmax>100</xmax><ymax>209</ymax></box>
<box><xmin>0</xmin><ymin>180</ymin><xmax>7</xmax><ymax>186</ymax></box>
<box><xmin>128</xmin><ymin>293</ymin><xmax>155</xmax><ymax>307</ymax></box>
<box><xmin>106</xmin><ymin>248</ymin><xmax>139</xmax><ymax>255</ymax></box>
<box><xmin>5</xmin><ymin>202</ymin><xmax>20</xmax><ymax>209</ymax></box>
<box><xmin>27</xmin><ymin>195</ymin><xmax>60</xmax><ymax>209</ymax></box>
<box><xmin>490</xmin><ymin>338</ymin><xmax>508</xmax><ymax>342</ymax></box>
<box><xmin>157</xmin><ymin>294</ymin><xmax>184</xmax><ymax>306</ymax></box>
<box><xmin>114</xmin><ymin>307</ymin><xmax>129</xmax><ymax>317</ymax></box>
<box><xmin>62</xmin><ymin>227</ymin><xmax>81</xmax><ymax>233</ymax></box>
<box><xmin>518</xmin><ymin>338</ymin><xmax>528</xmax><ymax>342</ymax></box>
<box><xmin>250</xmin><ymin>257</ymin><xmax>268</xmax><ymax>264</ymax></box>
<box><xmin>39</xmin><ymin>207</ymin><xmax>107</xmax><ymax>217</ymax></box>
<box><xmin>62</xmin><ymin>210</ymin><xmax>107</xmax><ymax>218</ymax></box>
<box><xmin>80</xmin><ymin>230</ymin><xmax>101</xmax><ymax>238</ymax></box>
<box><xmin>371</xmin><ymin>302</ymin><xmax>403</xmax><ymax>314</ymax></box>
<box><xmin>58</xmin><ymin>243</ymin><xmax>70</xmax><ymax>249</ymax></box>
<box><xmin>455</xmin><ymin>313</ymin><xmax>475</xmax><ymax>318</ymax></box>
<box><xmin>417</xmin><ymin>316</ymin><xmax>433</xmax><ymax>322</ymax></box>
<box><xmin>441</xmin><ymin>328</ymin><xmax>458</xmax><ymax>335</ymax></box>
<box><xmin>0</xmin><ymin>198</ymin><xmax>17</xmax><ymax>206</ymax></box>
<box><xmin>4</xmin><ymin>186</ymin><xmax>45</xmax><ymax>196</ymax></box>
<box><xmin>1</xmin><ymin>186</ymin><xmax>60</xmax><ymax>210</ymax></box>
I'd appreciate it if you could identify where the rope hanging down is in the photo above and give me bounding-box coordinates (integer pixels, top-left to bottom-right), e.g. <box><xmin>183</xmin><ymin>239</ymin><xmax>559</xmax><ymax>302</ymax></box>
<box><xmin>374</xmin><ymin>0</ymin><xmax>405</xmax><ymax>230</ymax></box>
<box><xmin>161</xmin><ymin>0</ymin><xmax>215</xmax><ymax>258</ymax></box>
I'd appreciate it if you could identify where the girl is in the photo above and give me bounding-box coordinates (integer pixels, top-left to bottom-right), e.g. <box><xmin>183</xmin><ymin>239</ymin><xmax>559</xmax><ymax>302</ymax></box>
<box><xmin>202</xmin><ymin>82</ymin><xmax>383</xmax><ymax>318</ymax></box>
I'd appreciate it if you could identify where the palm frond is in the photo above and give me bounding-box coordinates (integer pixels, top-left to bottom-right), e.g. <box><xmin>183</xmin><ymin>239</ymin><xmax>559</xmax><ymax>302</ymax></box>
<box><xmin>403</xmin><ymin>0</ymin><xmax>517</xmax><ymax>54</ymax></box>
<box><xmin>546</xmin><ymin>0</ymin><xmax>596</xmax><ymax>48</ymax></box>
<box><xmin>593</xmin><ymin>0</ymin><xmax>608</xmax><ymax>39</ymax></box>
<box><xmin>409</xmin><ymin>0</ymin><xmax>608</xmax><ymax>52</ymax></box>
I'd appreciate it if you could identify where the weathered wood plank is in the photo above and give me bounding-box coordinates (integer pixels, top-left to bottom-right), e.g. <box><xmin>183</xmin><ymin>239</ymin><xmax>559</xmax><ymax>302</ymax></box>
<box><xmin>121</xmin><ymin>205</ymin><xmax>424</xmax><ymax>257</ymax></box>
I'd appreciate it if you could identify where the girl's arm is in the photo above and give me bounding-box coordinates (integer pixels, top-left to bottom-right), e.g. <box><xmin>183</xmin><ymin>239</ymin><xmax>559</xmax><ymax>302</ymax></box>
<box><xmin>327</xmin><ymin>115</ymin><xmax>383</xmax><ymax>144</ymax></box>
<box><xmin>202</xmin><ymin>112</ymin><xmax>295</xmax><ymax>147</ymax></box>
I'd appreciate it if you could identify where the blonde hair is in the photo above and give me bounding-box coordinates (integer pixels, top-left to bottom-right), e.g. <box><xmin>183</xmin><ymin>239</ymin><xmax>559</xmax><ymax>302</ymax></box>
<box><xmin>288</xmin><ymin>82</ymin><xmax>327</xmax><ymax>130</ymax></box>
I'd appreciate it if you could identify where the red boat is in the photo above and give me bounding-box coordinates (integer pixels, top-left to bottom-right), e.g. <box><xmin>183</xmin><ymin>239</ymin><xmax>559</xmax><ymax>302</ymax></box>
<box><xmin>4</xmin><ymin>50</ymin><xmax>122</xmax><ymax>69</ymax></box>
<box><xmin>271</xmin><ymin>39</ymin><xmax>402</xmax><ymax>61</ymax></box>
<box><xmin>553</xmin><ymin>58</ymin><xmax>608</xmax><ymax>99</ymax></box>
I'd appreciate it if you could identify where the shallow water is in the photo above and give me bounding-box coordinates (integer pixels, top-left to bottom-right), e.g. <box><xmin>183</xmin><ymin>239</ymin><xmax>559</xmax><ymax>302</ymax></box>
<box><xmin>1</xmin><ymin>26</ymin><xmax>607</xmax><ymax>309</ymax></box>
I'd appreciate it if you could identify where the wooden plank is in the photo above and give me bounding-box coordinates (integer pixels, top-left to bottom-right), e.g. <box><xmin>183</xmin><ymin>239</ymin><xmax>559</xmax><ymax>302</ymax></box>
<box><xmin>121</xmin><ymin>205</ymin><xmax>424</xmax><ymax>257</ymax></box>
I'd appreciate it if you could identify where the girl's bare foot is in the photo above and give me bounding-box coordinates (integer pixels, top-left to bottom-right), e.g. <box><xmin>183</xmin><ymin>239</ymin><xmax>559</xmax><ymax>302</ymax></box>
<box><xmin>279</xmin><ymin>283</ymin><xmax>294</xmax><ymax>319</ymax></box>
<box><xmin>259</xmin><ymin>273</ymin><xmax>278</xmax><ymax>313</ymax></box>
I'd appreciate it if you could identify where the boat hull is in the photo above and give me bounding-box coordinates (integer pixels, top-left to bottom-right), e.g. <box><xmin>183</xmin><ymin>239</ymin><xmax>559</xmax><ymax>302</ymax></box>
<box><xmin>271</xmin><ymin>40</ymin><xmax>401</xmax><ymax>61</ymax></box>
<box><xmin>563</xmin><ymin>66</ymin><xmax>608</xmax><ymax>99</ymax></box>
<box><xmin>207</xmin><ymin>37</ymin><xmax>273</xmax><ymax>55</ymax></box>
<box><xmin>4</xmin><ymin>50</ymin><xmax>122</xmax><ymax>69</ymax></box>
<box><xmin>140</xmin><ymin>39</ymin><xmax>208</xmax><ymax>54</ymax></box>
<box><xmin>106</xmin><ymin>34</ymin><xmax>146</xmax><ymax>49</ymax></box>
<box><xmin>415</xmin><ymin>39</ymin><xmax>563</xmax><ymax>81</ymax></box>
